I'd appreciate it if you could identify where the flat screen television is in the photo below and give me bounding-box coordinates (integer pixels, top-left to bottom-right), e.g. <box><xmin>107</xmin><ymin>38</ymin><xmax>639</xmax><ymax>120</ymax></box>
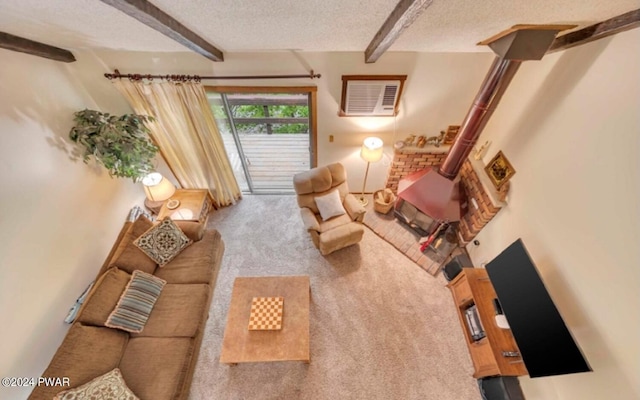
<box><xmin>485</xmin><ymin>239</ymin><xmax>591</xmax><ymax>378</ymax></box>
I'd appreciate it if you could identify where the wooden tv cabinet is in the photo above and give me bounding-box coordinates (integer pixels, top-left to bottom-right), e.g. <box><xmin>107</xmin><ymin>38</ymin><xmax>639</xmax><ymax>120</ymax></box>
<box><xmin>447</xmin><ymin>268</ymin><xmax>528</xmax><ymax>378</ymax></box>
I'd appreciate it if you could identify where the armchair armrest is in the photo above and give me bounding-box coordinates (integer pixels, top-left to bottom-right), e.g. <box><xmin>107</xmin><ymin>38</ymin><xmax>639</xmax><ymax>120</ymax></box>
<box><xmin>300</xmin><ymin>208</ymin><xmax>321</xmax><ymax>232</ymax></box>
<box><xmin>344</xmin><ymin>193</ymin><xmax>366</xmax><ymax>223</ymax></box>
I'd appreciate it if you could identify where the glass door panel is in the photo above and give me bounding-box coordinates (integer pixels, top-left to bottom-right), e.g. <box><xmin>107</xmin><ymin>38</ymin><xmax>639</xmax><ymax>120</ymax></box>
<box><xmin>208</xmin><ymin>91</ymin><xmax>310</xmax><ymax>194</ymax></box>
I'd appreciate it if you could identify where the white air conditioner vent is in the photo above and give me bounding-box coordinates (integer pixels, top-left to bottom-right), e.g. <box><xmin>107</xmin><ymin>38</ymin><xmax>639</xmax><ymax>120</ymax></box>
<box><xmin>345</xmin><ymin>80</ymin><xmax>400</xmax><ymax>116</ymax></box>
<box><xmin>341</xmin><ymin>75</ymin><xmax>406</xmax><ymax>117</ymax></box>
<box><xmin>382</xmin><ymin>85</ymin><xmax>398</xmax><ymax>107</ymax></box>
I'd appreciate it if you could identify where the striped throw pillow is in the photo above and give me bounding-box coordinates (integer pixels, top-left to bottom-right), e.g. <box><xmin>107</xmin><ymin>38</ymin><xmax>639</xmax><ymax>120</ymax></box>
<box><xmin>105</xmin><ymin>270</ymin><xmax>166</xmax><ymax>333</ymax></box>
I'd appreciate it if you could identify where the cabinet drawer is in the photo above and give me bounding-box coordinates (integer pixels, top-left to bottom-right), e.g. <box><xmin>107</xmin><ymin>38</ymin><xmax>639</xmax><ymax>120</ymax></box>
<box><xmin>470</xmin><ymin>339</ymin><xmax>499</xmax><ymax>378</ymax></box>
<box><xmin>451</xmin><ymin>277</ymin><xmax>473</xmax><ymax>306</ymax></box>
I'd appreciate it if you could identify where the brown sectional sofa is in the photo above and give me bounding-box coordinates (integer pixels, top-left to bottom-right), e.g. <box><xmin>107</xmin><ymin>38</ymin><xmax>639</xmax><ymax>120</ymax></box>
<box><xmin>29</xmin><ymin>216</ymin><xmax>224</xmax><ymax>400</ymax></box>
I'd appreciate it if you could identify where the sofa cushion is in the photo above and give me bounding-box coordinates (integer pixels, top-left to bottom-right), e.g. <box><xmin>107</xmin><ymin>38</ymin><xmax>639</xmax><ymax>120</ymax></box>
<box><xmin>106</xmin><ymin>271</ymin><xmax>166</xmax><ymax>333</ymax></box>
<box><xmin>174</xmin><ymin>220</ymin><xmax>206</xmax><ymax>242</ymax></box>
<box><xmin>294</xmin><ymin>163</ymin><xmax>350</xmax><ymax>214</ymax></box>
<box><xmin>155</xmin><ymin>230</ymin><xmax>223</xmax><ymax>284</ymax></box>
<box><xmin>134</xmin><ymin>218</ymin><xmax>192</xmax><ymax>266</ymax></box>
<box><xmin>318</xmin><ymin>222</ymin><xmax>365</xmax><ymax>256</ymax></box>
<box><xmin>29</xmin><ymin>324</ymin><xmax>128</xmax><ymax>400</ymax></box>
<box><xmin>120</xmin><ymin>337</ymin><xmax>194</xmax><ymax>400</ymax></box>
<box><xmin>314</xmin><ymin>189</ymin><xmax>346</xmax><ymax>221</ymax></box>
<box><xmin>132</xmin><ymin>283</ymin><xmax>209</xmax><ymax>338</ymax></box>
<box><xmin>109</xmin><ymin>216</ymin><xmax>158</xmax><ymax>275</ymax></box>
<box><xmin>293</xmin><ymin>164</ymin><xmax>332</xmax><ymax>194</ymax></box>
<box><xmin>318</xmin><ymin>213</ymin><xmax>353</xmax><ymax>233</ymax></box>
<box><xmin>76</xmin><ymin>267</ymin><xmax>131</xmax><ymax>327</ymax></box>
<box><xmin>54</xmin><ymin>368</ymin><xmax>138</xmax><ymax>400</ymax></box>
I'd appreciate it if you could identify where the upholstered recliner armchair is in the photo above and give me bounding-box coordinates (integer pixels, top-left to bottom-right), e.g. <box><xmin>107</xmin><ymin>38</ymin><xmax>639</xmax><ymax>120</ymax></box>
<box><xmin>293</xmin><ymin>163</ymin><xmax>366</xmax><ymax>255</ymax></box>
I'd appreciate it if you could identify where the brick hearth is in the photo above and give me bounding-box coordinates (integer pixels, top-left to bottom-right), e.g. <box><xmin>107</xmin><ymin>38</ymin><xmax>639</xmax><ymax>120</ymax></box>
<box><xmin>362</xmin><ymin>196</ymin><xmax>466</xmax><ymax>276</ymax></box>
<box><xmin>457</xmin><ymin>159</ymin><xmax>503</xmax><ymax>243</ymax></box>
<box><xmin>385</xmin><ymin>148</ymin><xmax>505</xmax><ymax>244</ymax></box>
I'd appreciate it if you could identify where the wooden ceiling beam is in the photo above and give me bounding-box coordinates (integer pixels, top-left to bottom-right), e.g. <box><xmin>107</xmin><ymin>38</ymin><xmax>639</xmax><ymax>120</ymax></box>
<box><xmin>548</xmin><ymin>8</ymin><xmax>640</xmax><ymax>53</ymax></box>
<box><xmin>0</xmin><ymin>32</ymin><xmax>75</xmax><ymax>62</ymax></box>
<box><xmin>100</xmin><ymin>0</ymin><xmax>224</xmax><ymax>62</ymax></box>
<box><xmin>364</xmin><ymin>0</ymin><xmax>433</xmax><ymax>63</ymax></box>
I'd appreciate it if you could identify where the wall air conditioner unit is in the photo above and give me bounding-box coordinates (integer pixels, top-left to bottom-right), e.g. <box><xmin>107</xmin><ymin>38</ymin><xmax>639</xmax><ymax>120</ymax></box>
<box><xmin>340</xmin><ymin>75</ymin><xmax>407</xmax><ymax>117</ymax></box>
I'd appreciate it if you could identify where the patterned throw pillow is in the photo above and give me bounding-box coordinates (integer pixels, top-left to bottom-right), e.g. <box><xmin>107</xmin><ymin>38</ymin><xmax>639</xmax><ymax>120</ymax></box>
<box><xmin>134</xmin><ymin>218</ymin><xmax>192</xmax><ymax>266</ymax></box>
<box><xmin>55</xmin><ymin>368</ymin><xmax>139</xmax><ymax>400</ymax></box>
<box><xmin>105</xmin><ymin>270</ymin><xmax>166</xmax><ymax>333</ymax></box>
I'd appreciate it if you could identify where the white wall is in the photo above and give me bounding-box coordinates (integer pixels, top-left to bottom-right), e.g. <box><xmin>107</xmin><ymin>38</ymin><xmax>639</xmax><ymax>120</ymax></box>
<box><xmin>0</xmin><ymin>50</ymin><xmax>144</xmax><ymax>399</ymax></box>
<box><xmin>75</xmin><ymin>49</ymin><xmax>494</xmax><ymax>191</ymax></box>
<box><xmin>466</xmin><ymin>29</ymin><xmax>640</xmax><ymax>399</ymax></box>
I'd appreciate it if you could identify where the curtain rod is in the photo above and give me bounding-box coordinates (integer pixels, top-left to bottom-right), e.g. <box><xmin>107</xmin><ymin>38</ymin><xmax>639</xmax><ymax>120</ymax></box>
<box><xmin>104</xmin><ymin>69</ymin><xmax>321</xmax><ymax>82</ymax></box>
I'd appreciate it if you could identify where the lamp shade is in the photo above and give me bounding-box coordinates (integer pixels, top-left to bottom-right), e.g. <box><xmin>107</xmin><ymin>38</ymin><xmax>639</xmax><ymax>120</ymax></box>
<box><xmin>142</xmin><ymin>172</ymin><xmax>176</xmax><ymax>202</ymax></box>
<box><xmin>360</xmin><ymin>137</ymin><xmax>384</xmax><ymax>163</ymax></box>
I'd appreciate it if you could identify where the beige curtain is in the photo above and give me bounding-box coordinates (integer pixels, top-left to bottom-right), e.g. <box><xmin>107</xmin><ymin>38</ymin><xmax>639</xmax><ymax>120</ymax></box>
<box><xmin>113</xmin><ymin>80</ymin><xmax>241</xmax><ymax>207</ymax></box>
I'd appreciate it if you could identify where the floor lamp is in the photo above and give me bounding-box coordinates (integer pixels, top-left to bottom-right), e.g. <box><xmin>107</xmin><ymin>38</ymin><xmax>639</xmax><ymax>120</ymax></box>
<box><xmin>359</xmin><ymin>137</ymin><xmax>384</xmax><ymax>206</ymax></box>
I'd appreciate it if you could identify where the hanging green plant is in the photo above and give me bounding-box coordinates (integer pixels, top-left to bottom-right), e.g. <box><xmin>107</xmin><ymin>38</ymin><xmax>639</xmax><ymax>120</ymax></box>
<box><xmin>69</xmin><ymin>109</ymin><xmax>159</xmax><ymax>181</ymax></box>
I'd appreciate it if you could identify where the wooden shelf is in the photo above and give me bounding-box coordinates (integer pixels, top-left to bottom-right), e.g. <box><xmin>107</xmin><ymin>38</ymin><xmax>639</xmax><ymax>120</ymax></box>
<box><xmin>447</xmin><ymin>268</ymin><xmax>528</xmax><ymax>378</ymax></box>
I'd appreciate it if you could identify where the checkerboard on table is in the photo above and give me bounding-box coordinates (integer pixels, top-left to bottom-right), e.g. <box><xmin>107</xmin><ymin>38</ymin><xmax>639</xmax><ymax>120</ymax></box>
<box><xmin>248</xmin><ymin>297</ymin><xmax>284</xmax><ymax>330</ymax></box>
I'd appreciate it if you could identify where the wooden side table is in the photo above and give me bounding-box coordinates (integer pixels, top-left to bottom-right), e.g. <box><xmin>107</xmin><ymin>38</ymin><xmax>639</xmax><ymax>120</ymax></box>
<box><xmin>157</xmin><ymin>189</ymin><xmax>212</xmax><ymax>224</ymax></box>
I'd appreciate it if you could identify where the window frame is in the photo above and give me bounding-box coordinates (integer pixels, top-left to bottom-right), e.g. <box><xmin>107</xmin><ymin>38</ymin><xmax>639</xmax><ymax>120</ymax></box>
<box><xmin>205</xmin><ymin>85</ymin><xmax>318</xmax><ymax>168</ymax></box>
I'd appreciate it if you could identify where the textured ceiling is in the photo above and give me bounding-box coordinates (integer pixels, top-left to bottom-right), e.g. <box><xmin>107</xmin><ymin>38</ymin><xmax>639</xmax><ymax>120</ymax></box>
<box><xmin>0</xmin><ymin>0</ymin><xmax>637</xmax><ymax>54</ymax></box>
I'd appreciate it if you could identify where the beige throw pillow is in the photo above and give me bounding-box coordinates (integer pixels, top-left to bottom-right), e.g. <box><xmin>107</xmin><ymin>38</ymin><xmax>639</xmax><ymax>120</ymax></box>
<box><xmin>55</xmin><ymin>368</ymin><xmax>139</xmax><ymax>400</ymax></box>
<box><xmin>134</xmin><ymin>218</ymin><xmax>192</xmax><ymax>266</ymax></box>
<box><xmin>314</xmin><ymin>190</ymin><xmax>346</xmax><ymax>221</ymax></box>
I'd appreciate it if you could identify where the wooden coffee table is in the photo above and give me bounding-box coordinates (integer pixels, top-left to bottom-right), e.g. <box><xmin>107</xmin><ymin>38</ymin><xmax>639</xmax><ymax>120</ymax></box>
<box><xmin>219</xmin><ymin>276</ymin><xmax>310</xmax><ymax>364</ymax></box>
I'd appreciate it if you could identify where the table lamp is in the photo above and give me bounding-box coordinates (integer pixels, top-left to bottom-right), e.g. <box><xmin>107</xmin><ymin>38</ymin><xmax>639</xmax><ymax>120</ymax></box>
<box><xmin>142</xmin><ymin>172</ymin><xmax>176</xmax><ymax>212</ymax></box>
<box><xmin>359</xmin><ymin>137</ymin><xmax>384</xmax><ymax>206</ymax></box>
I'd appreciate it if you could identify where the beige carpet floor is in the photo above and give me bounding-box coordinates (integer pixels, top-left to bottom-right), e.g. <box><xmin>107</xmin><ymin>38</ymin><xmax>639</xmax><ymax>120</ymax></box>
<box><xmin>190</xmin><ymin>195</ymin><xmax>481</xmax><ymax>400</ymax></box>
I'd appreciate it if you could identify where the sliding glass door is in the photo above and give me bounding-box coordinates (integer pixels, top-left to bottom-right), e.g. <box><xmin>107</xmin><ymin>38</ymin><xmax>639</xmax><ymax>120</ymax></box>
<box><xmin>207</xmin><ymin>87</ymin><xmax>317</xmax><ymax>194</ymax></box>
